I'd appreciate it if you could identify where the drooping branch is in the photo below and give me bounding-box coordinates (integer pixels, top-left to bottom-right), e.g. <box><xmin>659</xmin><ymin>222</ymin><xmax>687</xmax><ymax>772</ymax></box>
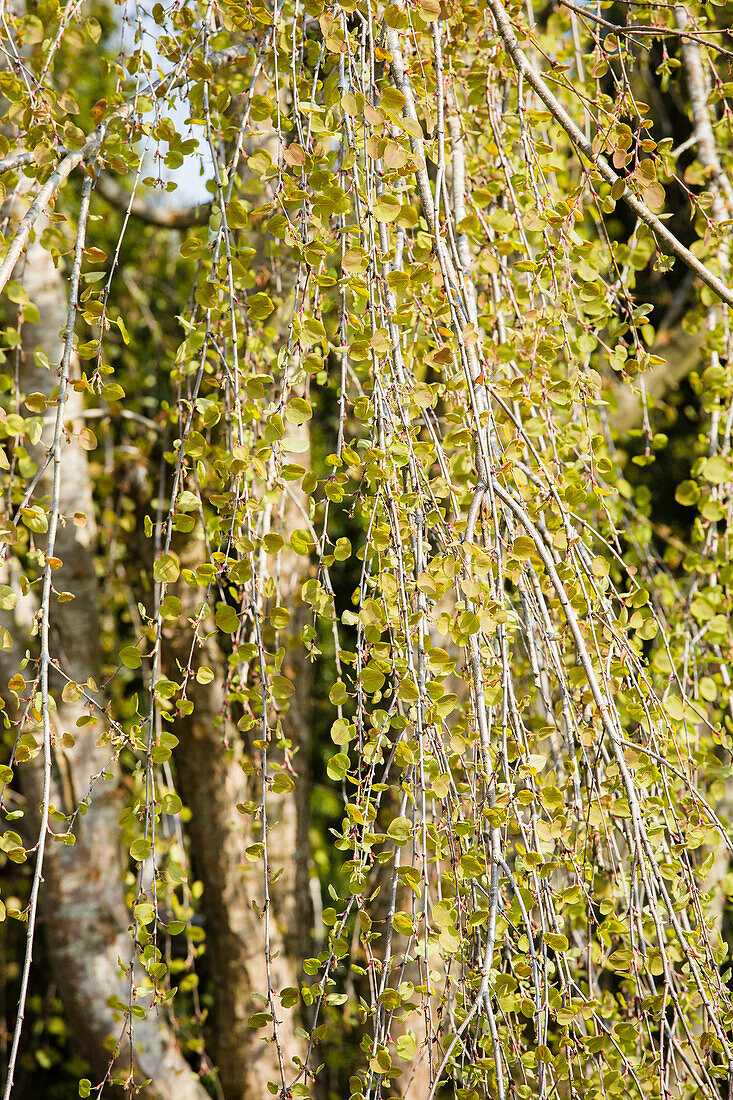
<box><xmin>2</xmin><ymin>171</ymin><xmax>94</xmax><ymax>1100</ymax></box>
<box><xmin>0</xmin><ymin>40</ymin><xmax>250</xmax><ymax>295</ymax></box>
<box><xmin>486</xmin><ymin>0</ymin><xmax>733</xmax><ymax>309</ymax></box>
<box><xmin>0</xmin><ymin>183</ymin><xmax>210</xmax><ymax>1100</ymax></box>
<box><xmin>95</xmin><ymin>175</ymin><xmax>212</xmax><ymax>229</ymax></box>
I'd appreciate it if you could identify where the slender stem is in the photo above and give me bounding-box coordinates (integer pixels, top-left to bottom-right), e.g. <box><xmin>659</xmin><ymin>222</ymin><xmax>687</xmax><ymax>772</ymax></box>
<box><xmin>3</xmin><ymin>174</ymin><xmax>92</xmax><ymax>1100</ymax></box>
<box><xmin>486</xmin><ymin>0</ymin><xmax>733</xmax><ymax>309</ymax></box>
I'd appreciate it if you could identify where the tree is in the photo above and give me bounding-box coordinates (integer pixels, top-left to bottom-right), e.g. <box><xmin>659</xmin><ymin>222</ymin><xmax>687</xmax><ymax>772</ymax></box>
<box><xmin>2</xmin><ymin>0</ymin><xmax>733</xmax><ymax>1097</ymax></box>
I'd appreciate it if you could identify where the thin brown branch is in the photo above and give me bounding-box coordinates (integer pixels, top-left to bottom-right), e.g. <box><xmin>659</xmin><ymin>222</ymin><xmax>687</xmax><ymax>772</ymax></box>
<box><xmin>609</xmin><ymin>328</ymin><xmax>705</xmax><ymax>433</ymax></box>
<box><xmin>558</xmin><ymin>0</ymin><xmax>733</xmax><ymax>60</ymax></box>
<box><xmin>674</xmin><ymin>3</ymin><xmax>733</xmax><ymax>216</ymax></box>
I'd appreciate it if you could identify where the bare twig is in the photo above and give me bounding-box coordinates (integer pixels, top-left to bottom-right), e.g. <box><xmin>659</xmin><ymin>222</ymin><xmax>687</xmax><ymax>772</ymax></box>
<box><xmin>558</xmin><ymin>0</ymin><xmax>733</xmax><ymax>61</ymax></box>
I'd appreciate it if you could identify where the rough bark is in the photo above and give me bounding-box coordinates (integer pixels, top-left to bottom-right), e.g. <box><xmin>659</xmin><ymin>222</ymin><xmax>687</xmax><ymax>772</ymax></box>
<box><xmin>674</xmin><ymin>5</ymin><xmax>733</xmax><ymax>220</ymax></box>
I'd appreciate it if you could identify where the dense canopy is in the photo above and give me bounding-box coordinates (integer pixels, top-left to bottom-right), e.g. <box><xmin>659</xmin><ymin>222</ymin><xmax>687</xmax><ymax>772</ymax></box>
<box><xmin>2</xmin><ymin>0</ymin><xmax>733</xmax><ymax>1097</ymax></box>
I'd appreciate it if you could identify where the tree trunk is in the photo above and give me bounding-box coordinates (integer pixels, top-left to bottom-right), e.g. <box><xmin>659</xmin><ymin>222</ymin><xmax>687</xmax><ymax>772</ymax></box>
<box><xmin>169</xmin><ymin>526</ymin><xmax>311</xmax><ymax>1099</ymax></box>
<box><xmin>0</xmin><ymin>189</ymin><xmax>209</xmax><ymax>1099</ymax></box>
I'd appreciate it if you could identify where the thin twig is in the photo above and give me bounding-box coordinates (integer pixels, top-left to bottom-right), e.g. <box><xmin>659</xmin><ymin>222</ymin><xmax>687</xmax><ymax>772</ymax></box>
<box><xmin>0</xmin><ymin>41</ymin><xmax>249</xmax><ymax>296</ymax></box>
<box><xmin>95</xmin><ymin>174</ymin><xmax>212</xmax><ymax>229</ymax></box>
<box><xmin>487</xmin><ymin>0</ymin><xmax>733</xmax><ymax>309</ymax></box>
<box><xmin>2</xmin><ymin>173</ymin><xmax>92</xmax><ymax>1100</ymax></box>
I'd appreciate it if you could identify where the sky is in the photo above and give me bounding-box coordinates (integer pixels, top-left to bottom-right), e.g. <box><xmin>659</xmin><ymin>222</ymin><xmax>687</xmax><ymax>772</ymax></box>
<box><xmin>118</xmin><ymin>0</ymin><xmax>214</xmax><ymax>205</ymax></box>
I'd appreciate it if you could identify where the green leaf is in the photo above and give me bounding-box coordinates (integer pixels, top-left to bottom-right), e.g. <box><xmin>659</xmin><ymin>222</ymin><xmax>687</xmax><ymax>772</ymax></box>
<box><xmin>544</xmin><ymin>933</ymin><xmax>568</xmax><ymax>952</ymax></box>
<box><xmin>270</xmin><ymin>606</ymin><xmax>291</xmax><ymax>629</ymax></box>
<box><xmin>280</xmin><ymin>986</ymin><xmax>300</xmax><ymax>1008</ymax></box>
<box><xmin>160</xmin><ymin>595</ymin><xmax>182</xmax><ymax>620</ymax></box>
<box><xmin>675</xmin><ymin>480</ymin><xmax>699</xmax><ymax>506</ymax></box>
<box><xmin>130</xmin><ymin>839</ymin><xmax>151</xmax><ymax>862</ymax></box>
<box><xmin>135</xmin><ymin>902</ymin><xmax>155</xmax><ymax>925</ymax></box>
<box><xmin>396</xmin><ymin>1031</ymin><xmax>417</xmax><ymax>1061</ymax></box>
<box><xmin>300</xmin><ymin>318</ymin><xmax>326</xmax><ymax>346</ymax></box>
<box><xmin>290</xmin><ymin>529</ymin><xmax>314</xmax><ymax>555</ymax></box>
<box><xmin>361</xmin><ymin>666</ymin><xmax>386</xmax><ymax>693</ymax></box>
<box><xmin>153</xmin><ymin>554</ymin><xmax>180</xmax><ymax>584</ymax></box>
<box><xmin>432</xmin><ymin>900</ymin><xmax>455</xmax><ymax>928</ymax></box>
<box><xmin>281</xmin><ymin>463</ymin><xmax>305</xmax><ymax>481</ymax></box>
<box><xmin>373</xmin><ymin>193</ymin><xmax>401</xmax><ymax>222</ymax></box>
<box><xmin>161</xmin><ymin>793</ymin><xmax>183</xmax><ymax>814</ymax></box>
<box><xmin>387</xmin><ymin>817</ymin><xmax>412</xmax><ymax>844</ymax></box>
<box><xmin>20</xmin><ymin>506</ymin><xmax>48</xmax><ymax>534</ymax></box>
<box><xmin>177</xmin><ymin>490</ymin><xmax>200</xmax><ymax>512</ymax></box>
<box><xmin>327</xmin><ymin>752</ymin><xmax>350</xmax><ymax>781</ymax></box>
<box><xmin>391</xmin><ymin>911</ymin><xmax>414</xmax><ymax>935</ymax></box>
<box><xmin>272</xmin><ymin>772</ymin><xmax>295</xmax><ymax>794</ymax></box>
<box><xmin>215</xmin><ymin>604</ymin><xmax>239</xmax><ymax>634</ymax></box>
<box><xmin>512</xmin><ymin>535</ymin><xmax>535</xmax><ymax>559</ymax></box>
<box><xmin>334</xmin><ymin>538</ymin><xmax>351</xmax><ymax>560</ymax></box>
<box><xmin>459</xmin><ymin>853</ymin><xmax>485</xmax><ymax>878</ymax></box>
<box><xmin>120</xmin><ymin>646</ymin><xmax>142</xmax><ymax>669</ymax></box>
<box><xmin>0</xmin><ymin>585</ymin><xmax>17</xmax><ymax>610</ymax></box>
<box><xmin>103</xmin><ymin>383</ymin><xmax>126</xmax><ymax>402</ymax></box>
<box><xmin>607</xmin><ymin>948</ymin><xmax>632</xmax><ymax>972</ymax></box>
<box><xmin>702</xmin><ymin>456</ymin><xmax>729</xmax><ymax>484</ymax></box>
<box><xmin>329</xmin><ymin>681</ymin><xmax>349</xmax><ymax>706</ymax></box>
<box><xmin>271</xmin><ymin>674</ymin><xmax>295</xmax><ymax>701</ymax></box>
<box><xmin>248</xmin><ymin>1012</ymin><xmax>273</xmax><ymax>1028</ymax></box>
<box><xmin>286</xmin><ymin>397</ymin><xmax>313</xmax><ymax>424</ymax></box>
<box><xmin>247</xmin><ymin>292</ymin><xmax>275</xmax><ymax>320</ymax></box>
<box><xmin>666</xmin><ymin>696</ymin><xmax>685</xmax><ymax>722</ymax></box>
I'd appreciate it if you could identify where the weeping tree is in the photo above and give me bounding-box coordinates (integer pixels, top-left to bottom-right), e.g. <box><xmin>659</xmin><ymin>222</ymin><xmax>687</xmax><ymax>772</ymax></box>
<box><xmin>2</xmin><ymin>0</ymin><xmax>733</xmax><ymax>1096</ymax></box>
